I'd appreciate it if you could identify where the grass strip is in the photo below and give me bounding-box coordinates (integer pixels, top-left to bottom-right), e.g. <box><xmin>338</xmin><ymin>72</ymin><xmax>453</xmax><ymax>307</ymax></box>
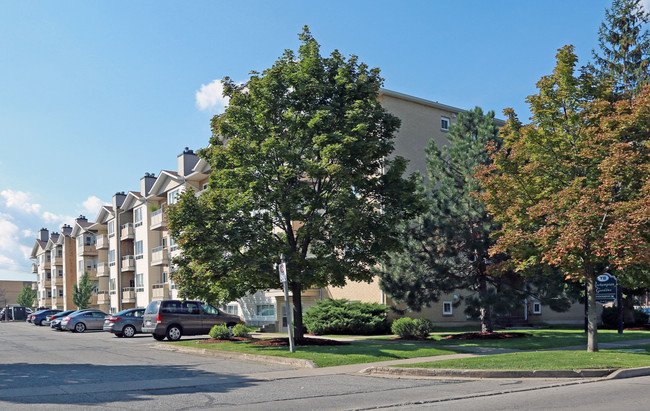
<box><xmin>170</xmin><ymin>339</ymin><xmax>467</xmax><ymax>368</ymax></box>
<box><xmin>394</xmin><ymin>349</ymin><xmax>650</xmax><ymax>370</ymax></box>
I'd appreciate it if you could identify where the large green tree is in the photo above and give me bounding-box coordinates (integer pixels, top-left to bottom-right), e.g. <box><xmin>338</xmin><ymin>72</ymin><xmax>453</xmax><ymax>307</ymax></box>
<box><xmin>73</xmin><ymin>271</ymin><xmax>95</xmax><ymax>309</ymax></box>
<box><xmin>476</xmin><ymin>46</ymin><xmax>650</xmax><ymax>351</ymax></box>
<box><xmin>591</xmin><ymin>0</ymin><xmax>650</xmax><ymax>98</ymax></box>
<box><xmin>379</xmin><ymin>108</ymin><xmax>576</xmax><ymax>333</ymax></box>
<box><xmin>168</xmin><ymin>27</ymin><xmax>420</xmax><ymax>339</ymax></box>
<box><xmin>16</xmin><ymin>285</ymin><xmax>36</xmax><ymax>308</ymax></box>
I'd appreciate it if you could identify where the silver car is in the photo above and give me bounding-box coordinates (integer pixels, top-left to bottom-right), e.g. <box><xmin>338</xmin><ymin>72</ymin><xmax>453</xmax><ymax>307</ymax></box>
<box><xmin>61</xmin><ymin>309</ymin><xmax>108</xmax><ymax>333</ymax></box>
<box><xmin>103</xmin><ymin>308</ymin><xmax>145</xmax><ymax>338</ymax></box>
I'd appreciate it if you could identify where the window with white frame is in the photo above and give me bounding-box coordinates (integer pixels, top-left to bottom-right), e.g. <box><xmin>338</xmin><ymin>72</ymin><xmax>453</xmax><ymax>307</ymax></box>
<box><xmin>58</xmin><ymin>289</ymin><xmax>63</xmax><ymax>297</ymax></box>
<box><xmin>533</xmin><ymin>301</ymin><xmax>542</xmax><ymax>314</ymax></box>
<box><xmin>108</xmin><ymin>221</ymin><xmax>115</xmax><ymax>237</ymax></box>
<box><xmin>169</xmin><ymin>236</ymin><xmax>177</xmax><ymax>252</ymax></box>
<box><xmin>162</xmin><ymin>271</ymin><xmax>168</xmax><ymax>283</ymax></box>
<box><xmin>78</xmin><ymin>261</ymin><xmax>83</xmax><ymax>273</ymax></box>
<box><xmin>442</xmin><ymin>301</ymin><xmax>453</xmax><ymax>315</ymax></box>
<box><xmin>135</xmin><ymin>273</ymin><xmax>144</xmax><ymax>292</ymax></box>
<box><xmin>109</xmin><ymin>278</ymin><xmax>116</xmax><ymax>294</ymax></box>
<box><xmin>441</xmin><ymin>116</ymin><xmax>450</xmax><ymax>131</ymax></box>
<box><xmin>256</xmin><ymin>304</ymin><xmax>275</xmax><ymax>316</ymax></box>
<box><xmin>135</xmin><ymin>240</ymin><xmax>143</xmax><ymax>259</ymax></box>
<box><xmin>222</xmin><ymin>305</ymin><xmax>239</xmax><ymax>315</ymax></box>
<box><xmin>134</xmin><ymin>207</ymin><xmax>143</xmax><ymax>227</ymax></box>
<box><xmin>168</xmin><ymin>188</ymin><xmax>181</xmax><ymax>205</ymax></box>
<box><xmin>108</xmin><ymin>249</ymin><xmax>116</xmax><ymax>266</ymax></box>
<box><xmin>58</xmin><ymin>269</ymin><xmax>63</xmax><ymax>277</ymax></box>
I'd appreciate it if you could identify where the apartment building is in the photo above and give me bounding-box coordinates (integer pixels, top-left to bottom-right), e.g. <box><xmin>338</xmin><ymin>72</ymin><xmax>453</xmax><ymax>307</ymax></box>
<box><xmin>30</xmin><ymin>229</ymin><xmax>52</xmax><ymax>309</ymax></box>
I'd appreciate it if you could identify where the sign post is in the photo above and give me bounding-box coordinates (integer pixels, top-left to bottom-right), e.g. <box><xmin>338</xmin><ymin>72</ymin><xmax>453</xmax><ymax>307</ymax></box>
<box><xmin>278</xmin><ymin>255</ymin><xmax>295</xmax><ymax>353</ymax></box>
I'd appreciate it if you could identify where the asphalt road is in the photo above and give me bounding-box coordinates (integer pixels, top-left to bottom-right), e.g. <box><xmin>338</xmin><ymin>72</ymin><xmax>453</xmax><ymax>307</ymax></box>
<box><xmin>2</xmin><ymin>321</ymin><xmax>649</xmax><ymax>410</ymax></box>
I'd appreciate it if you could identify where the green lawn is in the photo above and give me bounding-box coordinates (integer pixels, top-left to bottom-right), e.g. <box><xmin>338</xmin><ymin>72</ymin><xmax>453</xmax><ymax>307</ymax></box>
<box><xmin>394</xmin><ymin>349</ymin><xmax>650</xmax><ymax>370</ymax></box>
<box><xmin>171</xmin><ymin>339</ymin><xmax>467</xmax><ymax>367</ymax></box>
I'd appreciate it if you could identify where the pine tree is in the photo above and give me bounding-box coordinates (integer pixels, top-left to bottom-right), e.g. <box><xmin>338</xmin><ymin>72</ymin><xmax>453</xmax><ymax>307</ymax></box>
<box><xmin>73</xmin><ymin>271</ymin><xmax>95</xmax><ymax>309</ymax></box>
<box><xmin>592</xmin><ymin>0</ymin><xmax>650</xmax><ymax>98</ymax></box>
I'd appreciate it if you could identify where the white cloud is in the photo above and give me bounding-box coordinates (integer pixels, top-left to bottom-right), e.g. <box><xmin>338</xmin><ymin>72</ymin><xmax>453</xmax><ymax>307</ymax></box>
<box><xmin>195</xmin><ymin>79</ymin><xmax>230</xmax><ymax>113</ymax></box>
<box><xmin>0</xmin><ymin>254</ymin><xmax>20</xmax><ymax>271</ymax></box>
<box><xmin>41</xmin><ymin>211</ymin><xmax>75</xmax><ymax>228</ymax></box>
<box><xmin>22</xmin><ymin>229</ymin><xmax>34</xmax><ymax>238</ymax></box>
<box><xmin>0</xmin><ymin>217</ymin><xmax>20</xmax><ymax>252</ymax></box>
<box><xmin>82</xmin><ymin>195</ymin><xmax>106</xmax><ymax>217</ymax></box>
<box><xmin>0</xmin><ymin>189</ymin><xmax>41</xmax><ymax>214</ymax></box>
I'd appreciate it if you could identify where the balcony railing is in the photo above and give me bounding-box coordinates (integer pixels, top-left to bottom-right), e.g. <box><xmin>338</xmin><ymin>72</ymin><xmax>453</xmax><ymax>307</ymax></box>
<box><xmin>79</xmin><ymin>245</ymin><xmax>97</xmax><ymax>256</ymax></box>
<box><xmin>97</xmin><ymin>262</ymin><xmax>109</xmax><ymax>277</ymax></box>
<box><xmin>97</xmin><ymin>290</ymin><xmax>110</xmax><ymax>305</ymax></box>
<box><xmin>95</xmin><ymin>234</ymin><xmax>109</xmax><ymax>249</ymax></box>
<box><xmin>55</xmin><ymin>276</ymin><xmax>63</xmax><ymax>286</ymax></box>
<box><xmin>150</xmin><ymin>208</ymin><xmax>166</xmax><ymax>230</ymax></box>
<box><xmin>31</xmin><ymin>263</ymin><xmax>38</xmax><ymax>273</ymax></box>
<box><xmin>122</xmin><ymin>287</ymin><xmax>135</xmax><ymax>303</ymax></box>
<box><xmin>86</xmin><ymin>268</ymin><xmax>98</xmax><ymax>281</ymax></box>
<box><xmin>121</xmin><ymin>255</ymin><xmax>135</xmax><ymax>271</ymax></box>
<box><xmin>121</xmin><ymin>223</ymin><xmax>134</xmax><ymax>240</ymax></box>
<box><xmin>43</xmin><ymin>279</ymin><xmax>52</xmax><ymax>288</ymax></box>
<box><xmin>151</xmin><ymin>246</ymin><xmax>168</xmax><ymax>266</ymax></box>
<box><xmin>152</xmin><ymin>283</ymin><xmax>170</xmax><ymax>300</ymax></box>
<box><xmin>53</xmin><ymin>257</ymin><xmax>62</xmax><ymax>266</ymax></box>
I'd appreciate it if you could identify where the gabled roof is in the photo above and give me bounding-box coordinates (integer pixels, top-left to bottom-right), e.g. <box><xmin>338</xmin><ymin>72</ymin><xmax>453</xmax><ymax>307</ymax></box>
<box><xmin>120</xmin><ymin>191</ymin><xmax>144</xmax><ymax>211</ymax></box>
<box><xmin>93</xmin><ymin>206</ymin><xmax>115</xmax><ymax>226</ymax></box>
<box><xmin>186</xmin><ymin>158</ymin><xmax>211</xmax><ymax>182</ymax></box>
<box><xmin>71</xmin><ymin>221</ymin><xmax>95</xmax><ymax>237</ymax></box>
<box><xmin>30</xmin><ymin>240</ymin><xmax>47</xmax><ymax>259</ymax></box>
<box><xmin>45</xmin><ymin>234</ymin><xmax>59</xmax><ymax>251</ymax></box>
<box><xmin>147</xmin><ymin>170</ymin><xmax>185</xmax><ymax>199</ymax></box>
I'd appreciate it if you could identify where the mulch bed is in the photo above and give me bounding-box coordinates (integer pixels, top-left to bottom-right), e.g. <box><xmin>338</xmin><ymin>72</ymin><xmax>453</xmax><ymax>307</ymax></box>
<box><xmin>196</xmin><ymin>337</ymin><xmax>349</xmax><ymax>346</ymax></box>
<box><xmin>443</xmin><ymin>332</ymin><xmax>532</xmax><ymax>340</ymax></box>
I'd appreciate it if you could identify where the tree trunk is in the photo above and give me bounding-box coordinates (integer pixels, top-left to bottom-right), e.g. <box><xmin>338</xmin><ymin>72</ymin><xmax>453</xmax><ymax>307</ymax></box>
<box><xmin>478</xmin><ymin>273</ymin><xmax>493</xmax><ymax>333</ymax></box>
<box><xmin>290</xmin><ymin>282</ymin><xmax>304</xmax><ymax>339</ymax></box>
<box><xmin>622</xmin><ymin>293</ymin><xmax>636</xmax><ymax>325</ymax></box>
<box><xmin>586</xmin><ymin>270</ymin><xmax>599</xmax><ymax>352</ymax></box>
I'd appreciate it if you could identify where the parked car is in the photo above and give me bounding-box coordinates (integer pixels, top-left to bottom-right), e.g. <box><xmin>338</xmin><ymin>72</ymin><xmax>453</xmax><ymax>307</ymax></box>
<box><xmin>103</xmin><ymin>308</ymin><xmax>145</xmax><ymax>338</ymax></box>
<box><xmin>45</xmin><ymin>310</ymin><xmax>76</xmax><ymax>328</ymax></box>
<box><xmin>142</xmin><ymin>300</ymin><xmax>244</xmax><ymax>341</ymax></box>
<box><xmin>61</xmin><ymin>309</ymin><xmax>108</xmax><ymax>333</ymax></box>
<box><xmin>31</xmin><ymin>309</ymin><xmax>62</xmax><ymax>326</ymax></box>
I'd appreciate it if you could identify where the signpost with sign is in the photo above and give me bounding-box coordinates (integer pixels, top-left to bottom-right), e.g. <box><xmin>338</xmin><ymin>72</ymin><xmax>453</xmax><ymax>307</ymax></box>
<box><xmin>595</xmin><ymin>273</ymin><xmax>617</xmax><ymax>303</ymax></box>
<box><xmin>278</xmin><ymin>256</ymin><xmax>295</xmax><ymax>353</ymax></box>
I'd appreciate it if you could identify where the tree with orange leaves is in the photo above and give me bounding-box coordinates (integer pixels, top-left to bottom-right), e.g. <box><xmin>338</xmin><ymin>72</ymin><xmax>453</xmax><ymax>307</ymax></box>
<box><xmin>476</xmin><ymin>45</ymin><xmax>650</xmax><ymax>352</ymax></box>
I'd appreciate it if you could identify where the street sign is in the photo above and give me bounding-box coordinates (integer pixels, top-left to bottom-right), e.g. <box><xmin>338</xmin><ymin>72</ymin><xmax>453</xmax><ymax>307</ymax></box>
<box><xmin>596</xmin><ymin>273</ymin><xmax>617</xmax><ymax>303</ymax></box>
<box><xmin>278</xmin><ymin>262</ymin><xmax>287</xmax><ymax>283</ymax></box>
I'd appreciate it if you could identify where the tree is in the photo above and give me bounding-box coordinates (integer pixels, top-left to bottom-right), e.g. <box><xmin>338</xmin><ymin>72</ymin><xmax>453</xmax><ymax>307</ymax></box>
<box><xmin>73</xmin><ymin>271</ymin><xmax>94</xmax><ymax>309</ymax></box>
<box><xmin>16</xmin><ymin>285</ymin><xmax>36</xmax><ymax>308</ymax></box>
<box><xmin>168</xmin><ymin>27</ymin><xmax>421</xmax><ymax>339</ymax></box>
<box><xmin>591</xmin><ymin>0</ymin><xmax>650</xmax><ymax>98</ymax></box>
<box><xmin>378</xmin><ymin>108</ymin><xmax>576</xmax><ymax>332</ymax></box>
<box><xmin>476</xmin><ymin>46</ymin><xmax>650</xmax><ymax>352</ymax></box>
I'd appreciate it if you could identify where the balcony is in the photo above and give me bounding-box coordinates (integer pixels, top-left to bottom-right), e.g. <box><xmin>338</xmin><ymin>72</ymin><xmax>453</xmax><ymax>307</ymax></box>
<box><xmin>95</xmin><ymin>234</ymin><xmax>109</xmax><ymax>249</ymax></box>
<box><xmin>121</xmin><ymin>223</ymin><xmax>134</xmax><ymax>240</ymax></box>
<box><xmin>88</xmin><ymin>295</ymin><xmax>98</xmax><ymax>307</ymax></box>
<box><xmin>31</xmin><ymin>263</ymin><xmax>38</xmax><ymax>273</ymax></box>
<box><xmin>152</xmin><ymin>283</ymin><xmax>170</xmax><ymax>300</ymax></box>
<box><xmin>122</xmin><ymin>287</ymin><xmax>135</xmax><ymax>303</ymax></box>
<box><xmin>97</xmin><ymin>291</ymin><xmax>110</xmax><ymax>305</ymax></box>
<box><xmin>151</xmin><ymin>246</ymin><xmax>169</xmax><ymax>266</ymax></box>
<box><xmin>86</xmin><ymin>269</ymin><xmax>98</xmax><ymax>281</ymax></box>
<box><xmin>53</xmin><ymin>257</ymin><xmax>62</xmax><ymax>266</ymax></box>
<box><xmin>43</xmin><ymin>279</ymin><xmax>52</xmax><ymax>288</ymax></box>
<box><xmin>55</xmin><ymin>276</ymin><xmax>63</xmax><ymax>286</ymax></box>
<box><xmin>79</xmin><ymin>245</ymin><xmax>97</xmax><ymax>257</ymax></box>
<box><xmin>52</xmin><ymin>297</ymin><xmax>63</xmax><ymax>307</ymax></box>
<box><xmin>97</xmin><ymin>262</ymin><xmax>109</xmax><ymax>277</ymax></box>
<box><xmin>121</xmin><ymin>255</ymin><xmax>135</xmax><ymax>271</ymax></box>
<box><xmin>150</xmin><ymin>208</ymin><xmax>167</xmax><ymax>230</ymax></box>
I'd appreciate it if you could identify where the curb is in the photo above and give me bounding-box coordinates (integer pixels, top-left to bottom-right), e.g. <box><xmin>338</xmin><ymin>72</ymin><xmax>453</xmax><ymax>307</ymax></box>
<box><xmin>359</xmin><ymin>366</ymin><xmax>618</xmax><ymax>379</ymax></box>
<box><xmin>607</xmin><ymin>366</ymin><xmax>650</xmax><ymax>379</ymax></box>
<box><xmin>155</xmin><ymin>343</ymin><xmax>318</xmax><ymax>369</ymax></box>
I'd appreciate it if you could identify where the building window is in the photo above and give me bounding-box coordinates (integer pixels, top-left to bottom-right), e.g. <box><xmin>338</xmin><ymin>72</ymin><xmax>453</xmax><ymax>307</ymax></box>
<box><xmin>109</xmin><ymin>278</ymin><xmax>116</xmax><ymax>294</ymax></box>
<box><xmin>441</xmin><ymin>116</ymin><xmax>450</xmax><ymax>131</ymax></box>
<box><xmin>533</xmin><ymin>302</ymin><xmax>542</xmax><ymax>315</ymax></box>
<box><xmin>58</xmin><ymin>269</ymin><xmax>63</xmax><ymax>277</ymax></box>
<box><xmin>162</xmin><ymin>271</ymin><xmax>168</xmax><ymax>283</ymax></box>
<box><xmin>223</xmin><ymin>305</ymin><xmax>239</xmax><ymax>315</ymax></box>
<box><xmin>442</xmin><ymin>301</ymin><xmax>453</xmax><ymax>315</ymax></box>
<box><xmin>135</xmin><ymin>240</ymin><xmax>143</xmax><ymax>259</ymax></box>
<box><xmin>169</xmin><ymin>236</ymin><xmax>177</xmax><ymax>252</ymax></box>
<box><xmin>256</xmin><ymin>304</ymin><xmax>275</xmax><ymax>317</ymax></box>
<box><xmin>58</xmin><ymin>289</ymin><xmax>63</xmax><ymax>297</ymax></box>
<box><xmin>134</xmin><ymin>207</ymin><xmax>143</xmax><ymax>227</ymax></box>
<box><xmin>168</xmin><ymin>188</ymin><xmax>181</xmax><ymax>205</ymax></box>
<box><xmin>135</xmin><ymin>273</ymin><xmax>144</xmax><ymax>292</ymax></box>
<box><xmin>108</xmin><ymin>250</ymin><xmax>116</xmax><ymax>267</ymax></box>
<box><xmin>108</xmin><ymin>221</ymin><xmax>115</xmax><ymax>237</ymax></box>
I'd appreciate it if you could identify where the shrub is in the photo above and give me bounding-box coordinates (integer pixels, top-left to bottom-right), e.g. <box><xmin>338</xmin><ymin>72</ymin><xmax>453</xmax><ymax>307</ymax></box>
<box><xmin>391</xmin><ymin>317</ymin><xmax>433</xmax><ymax>339</ymax></box>
<box><xmin>304</xmin><ymin>298</ymin><xmax>390</xmax><ymax>335</ymax></box>
<box><xmin>602</xmin><ymin>306</ymin><xmax>650</xmax><ymax>328</ymax></box>
<box><xmin>209</xmin><ymin>324</ymin><xmax>231</xmax><ymax>340</ymax></box>
<box><xmin>231</xmin><ymin>324</ymin><xmax>249</xmax><ymax>338</ymax></box>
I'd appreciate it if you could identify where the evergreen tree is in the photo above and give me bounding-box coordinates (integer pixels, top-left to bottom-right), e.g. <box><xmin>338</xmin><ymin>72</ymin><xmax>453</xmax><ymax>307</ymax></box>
<box><xmin>16</xmin><ymin>285</ymin><xmax>36</xmax><ymax>308</ymax></box>
<box><xmin>591</xmin><ymin>0</ymin><xmax>650</xmax><ymax>98</ymax></box>
<box><xmin>73</xmin><ymin>271</ymin><xmax>94</xmax><ymax>309</ymax></box>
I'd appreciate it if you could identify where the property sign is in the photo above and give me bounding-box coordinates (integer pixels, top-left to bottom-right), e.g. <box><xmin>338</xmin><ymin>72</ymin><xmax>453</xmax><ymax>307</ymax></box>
<box><xmin>595</xmin><ymin>273</ymin><xmax>617</xmax><ymax>303</ymax></box>
<box><xmin>278</xmin><ymin>262</ymin><xmax>287</xmax><ymax>283</ymax></box>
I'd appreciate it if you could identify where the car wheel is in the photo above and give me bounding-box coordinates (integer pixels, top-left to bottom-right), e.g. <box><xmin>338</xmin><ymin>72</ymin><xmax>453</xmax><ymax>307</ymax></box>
<box><xmin>166</xmin><ymin>325</ymin><xmax>182</xmax><ymax>341</ymax></box>
<box><xmin>227</xmin><ymin>322</ymin><xmax>237</xmax><ymax>335</ymax></box>
<box><xmin>74</xmin><ymin>322</ymin><xmax>86</xmax><ymax>333</ymax></box>
<box><xmin>39</xmin><ymin>319</ymin><xmax>45</xmax><ymax>326</ymax></box>
<box><xmin>122</xmin><ymin>325</ymin><xmax>136</xmax><ymax>338</ymax></box>
<box><xmin>153</xmin><ymin>334</ymin><xmax>165</xmax><ymax>341</ymax></box>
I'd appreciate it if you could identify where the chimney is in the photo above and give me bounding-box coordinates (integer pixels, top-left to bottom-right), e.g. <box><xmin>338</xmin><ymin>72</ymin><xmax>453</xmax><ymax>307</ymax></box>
<box><xmin>177</xmin><ymin>147</ymin><xmax>199</xmax><ymax>177</ymax></box>
<box><xmin>61</xmin><ymin>224</ymin><xmax>72</xmax><ymax>236</ymax></box>
<box><xmin>39</xmin><ymin>228</ymin><xmax>49</xmax><ymax>242</ymax></box>
<box><xmin>140</xmin><ymin>172</ymin><xmax>156</xmax><ymax>196</ymax></box>
<box><xmin>113</xmin><ymin>192</ymin><xmax>127</xmax><ymax>209</ymax></box>
<box><xmin>75</xmin><ymin>215</ymin><xmax>88</xmax><ymax>224</ymax></box>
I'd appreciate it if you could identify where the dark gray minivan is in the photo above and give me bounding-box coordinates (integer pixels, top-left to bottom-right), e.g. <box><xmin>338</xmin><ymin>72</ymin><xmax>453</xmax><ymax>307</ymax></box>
<box><xmin>142</xmin><ymin>300</ymin><xmax>244</xmax><ymax>341</ymax></box>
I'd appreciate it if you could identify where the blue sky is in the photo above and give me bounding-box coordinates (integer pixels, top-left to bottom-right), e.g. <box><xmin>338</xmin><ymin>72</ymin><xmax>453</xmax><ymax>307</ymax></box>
<box><xmin>0</xmin><ymin>0</ymin><xmax>645</xmax><ymax>281</ymax></box>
